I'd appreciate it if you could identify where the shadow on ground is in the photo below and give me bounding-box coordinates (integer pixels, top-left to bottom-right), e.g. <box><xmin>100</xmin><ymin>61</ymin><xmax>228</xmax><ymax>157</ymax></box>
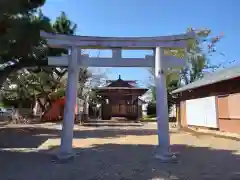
<box><xmin>0</xmin><ymin>126</ymin><xmax>162</xmax><ymax>148</ymax></box>
<box><xmin>0</xmin><ymin>125</ymin><xmax>240</xmax><ymax>179</ymax></box>
<box><xmin>82</xmin><ymin>123</ymin><xmax>143</xmax><ymax>127</ymax></box>
<box><xmin>0</xmin><ymin>143</ymin><xmax>240</xmax><ymax>180</ymax></box>
<box><xmin>183</xmin><ymin>127</ymin><xmax>240</xmax><ymax>141</ymax></box>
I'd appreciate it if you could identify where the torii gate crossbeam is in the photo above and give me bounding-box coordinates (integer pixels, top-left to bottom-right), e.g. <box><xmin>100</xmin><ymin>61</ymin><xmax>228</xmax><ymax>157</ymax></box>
<box><xmin>41</xmin><ymin>31</ymin><xmax>194</xmax><ymax>162</ymax></box>
<box><xmin>40</xmin><ymin>31</ymin><xmax>194</xmax><ymax>49</ymax></box>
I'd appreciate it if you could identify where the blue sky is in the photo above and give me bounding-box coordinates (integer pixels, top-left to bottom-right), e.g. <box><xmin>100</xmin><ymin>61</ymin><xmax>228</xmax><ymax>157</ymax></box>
<box><xmin>42</xmin><ymin>0</ymin><xmax>240</xmax><ymax>87</ymax></box>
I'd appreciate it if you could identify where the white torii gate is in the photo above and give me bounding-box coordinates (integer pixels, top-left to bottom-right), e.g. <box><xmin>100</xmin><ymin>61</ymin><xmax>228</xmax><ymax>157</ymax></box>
<box><xmin>41</xmin><ymin>31</ymin><xmax>194</xmax><ymax>162</ymax></box>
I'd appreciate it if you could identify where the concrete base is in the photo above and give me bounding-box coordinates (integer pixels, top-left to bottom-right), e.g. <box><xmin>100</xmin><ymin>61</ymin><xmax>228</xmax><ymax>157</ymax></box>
<box><xmin>154</xmin><ymin>146</ymin><xmax>180</xmax><ymax>163</ymax></box>
<box><xmin>51</xmin><ymin>152</ymin><xmax>75</xmax><ymax>163</ymax></box>
<box><xmin>155</xmin><ymin>152</ymin><xmax>179</xmax><ymax>163</ymax></box>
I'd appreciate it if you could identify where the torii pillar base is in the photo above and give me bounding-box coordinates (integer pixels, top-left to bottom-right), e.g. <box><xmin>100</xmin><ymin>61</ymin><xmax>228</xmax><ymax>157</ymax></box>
<box><xmin>51</xmin><ymin>152</ymin><xmax>75</xmax><ymax>163</ymax></box>
<box><xmin>154</xmin><ymin>146</ymin><xmax>180</xmax><ymax>163</ymax></box>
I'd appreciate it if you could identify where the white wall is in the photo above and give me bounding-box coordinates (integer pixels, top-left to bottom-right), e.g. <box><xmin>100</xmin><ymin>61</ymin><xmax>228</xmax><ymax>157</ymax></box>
<box><xmin>186</xmin><ymin>96</ymin><xmax>218</xmax><ymax>128</ymax></box>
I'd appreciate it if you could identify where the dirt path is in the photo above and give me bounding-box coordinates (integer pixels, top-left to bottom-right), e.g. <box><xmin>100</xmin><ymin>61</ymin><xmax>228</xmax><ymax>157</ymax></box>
<box><xmin>0</xmin><ymin>123</ymin><xmax>239</xmax><ymax>180</ymax></box>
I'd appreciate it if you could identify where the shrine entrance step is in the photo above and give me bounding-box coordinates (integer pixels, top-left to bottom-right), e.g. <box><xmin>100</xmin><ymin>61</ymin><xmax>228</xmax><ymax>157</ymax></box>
<box><xmin>82</xmin><ymin>119</ymin><xmax>143</xmax><ymax>127</ymax></box>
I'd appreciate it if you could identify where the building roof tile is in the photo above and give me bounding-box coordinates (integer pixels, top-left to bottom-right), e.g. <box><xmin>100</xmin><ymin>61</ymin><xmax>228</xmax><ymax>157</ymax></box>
<box><xmin>172</xmin><ymin>65</ymin><xmax>240</xmax><ymax>94</ymax></box>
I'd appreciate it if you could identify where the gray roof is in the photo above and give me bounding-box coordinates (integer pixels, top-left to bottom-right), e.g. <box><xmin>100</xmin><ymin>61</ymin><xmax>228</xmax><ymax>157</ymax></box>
<box><xmin>172</xmin><ymin>66</ymin><xmax>240</xmax><ymax>94</ymax></box>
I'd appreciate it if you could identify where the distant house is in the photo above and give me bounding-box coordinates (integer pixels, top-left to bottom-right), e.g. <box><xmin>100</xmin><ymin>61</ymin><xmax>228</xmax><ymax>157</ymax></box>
<box><xmin>172</xmin><ymin>66</ymin><xmax>240</xmax><ymax>134</ymax></box>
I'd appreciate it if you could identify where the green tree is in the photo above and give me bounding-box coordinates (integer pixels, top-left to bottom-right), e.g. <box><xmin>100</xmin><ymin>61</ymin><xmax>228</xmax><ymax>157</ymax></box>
<box><xmin>172</xmin><ymin>28</ymin><xmax>224</xmax><ymax>85</ymax></box>
<box><xmin>53</xmin><ymin>11</ymin><xmax>77</xmax><ymax>34</ymax></box>
<box><xmin>1</xmin><ymin>11</ymin><xmax>77</xmax><ymax>115</ymax></box>
<box><xmin>2</xmin><ymin>10</ymin><xmax>107</xmax><ymax>119</ymax></box>
<box><xmin>0</xmin><ymin>1</ymin><xmax>52</xmax><ymax>87</ymax></box>
<box><xmin>147</xmin><ymin>28</ymin><xmax>224</xmax><ymax>115</ymax></box>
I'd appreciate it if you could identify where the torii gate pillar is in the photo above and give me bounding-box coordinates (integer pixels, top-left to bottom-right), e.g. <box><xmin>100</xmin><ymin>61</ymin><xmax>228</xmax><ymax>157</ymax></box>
<box><xmin>58</xmin><ymin>47</ymin><xmax>79</xmax><ymax>159</ymax></box>
<box><xmin>154</xmin><ymin>47</ymin><xmax>173</xmax><ymax>161</ymax></box>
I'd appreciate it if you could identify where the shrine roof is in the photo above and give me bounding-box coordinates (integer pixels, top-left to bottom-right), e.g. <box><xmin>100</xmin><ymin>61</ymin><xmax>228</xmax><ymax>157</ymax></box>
<box><xmin>106</xmin><ymin>75</ymin><xmax>137</xmax><ymax>88</ymax></box>
<box><xmin>92</xmin><ymin>75</ymin><xmax>148</xmax><ymax>95</ymax></box>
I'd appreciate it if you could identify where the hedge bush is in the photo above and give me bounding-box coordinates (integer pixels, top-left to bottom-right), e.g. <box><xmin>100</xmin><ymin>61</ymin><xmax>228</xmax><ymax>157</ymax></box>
<box><xmin>147</xmin><ymin>102</ymin><xmax>156</xmax><ymax>116</ymax></box>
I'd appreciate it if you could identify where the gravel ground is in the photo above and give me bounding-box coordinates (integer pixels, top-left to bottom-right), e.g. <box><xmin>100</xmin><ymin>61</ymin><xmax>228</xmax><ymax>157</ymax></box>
<box><xmin>0</xmin><ymin>123</ymin><xmax>240</xmax><ymax>180</ymax></box>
